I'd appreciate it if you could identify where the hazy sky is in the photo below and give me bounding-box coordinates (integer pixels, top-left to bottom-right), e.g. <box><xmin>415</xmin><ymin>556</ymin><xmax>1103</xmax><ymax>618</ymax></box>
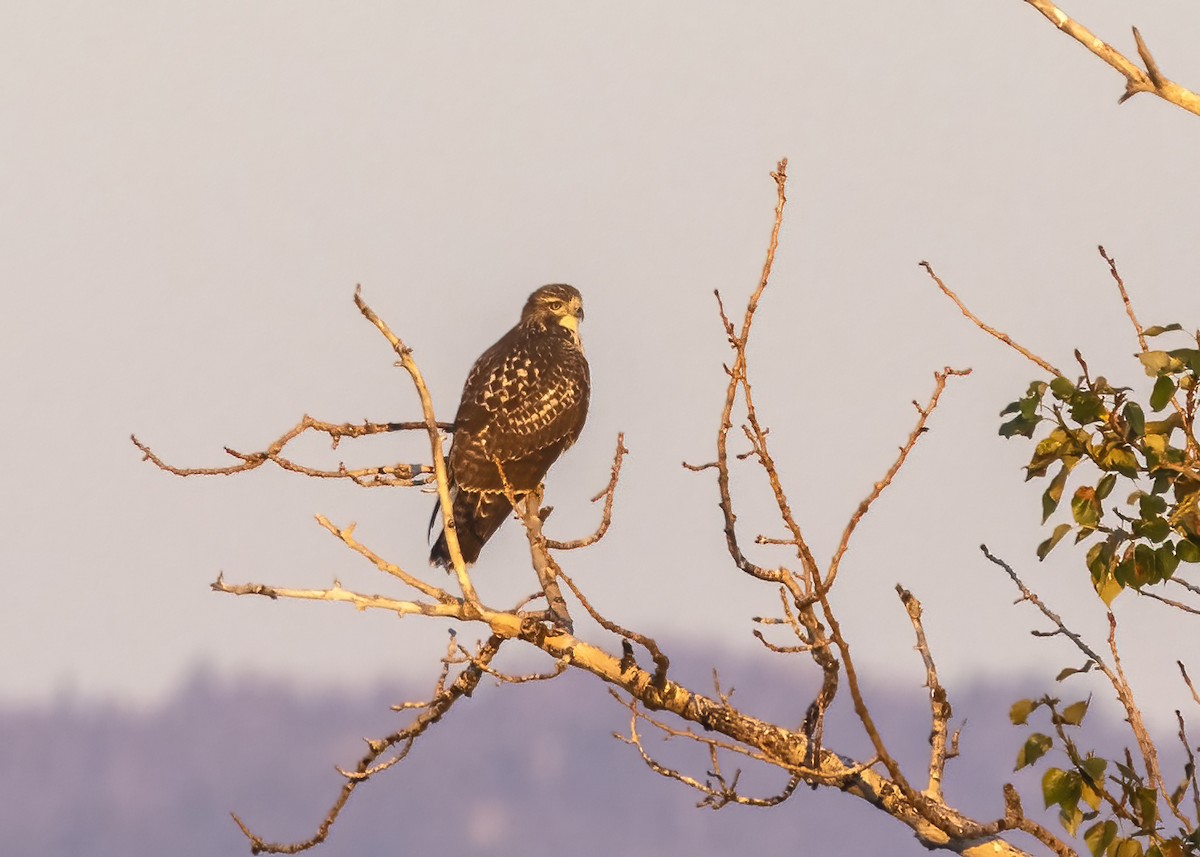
<box><xmin>3</xmin><ymin>1</ymin><xmax>1199</xmax><ymax>724</ymax></box>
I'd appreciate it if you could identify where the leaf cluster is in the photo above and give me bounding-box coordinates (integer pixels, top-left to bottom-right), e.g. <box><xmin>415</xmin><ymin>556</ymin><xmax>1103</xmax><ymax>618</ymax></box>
<box><xmin>1010</xmin><ymin>682</ymin><xmax>1199</xmax><ymax>857</ymax></box>
<box><xmin>999</xmin><ymin>327</ymin><xmax>1200</xmax><ymax>604</ymax></box>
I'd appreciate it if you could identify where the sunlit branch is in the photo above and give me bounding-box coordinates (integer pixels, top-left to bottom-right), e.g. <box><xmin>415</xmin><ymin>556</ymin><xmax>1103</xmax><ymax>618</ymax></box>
<box><xmin>822</xmin><ymin>367</ymin><xmax>970</xmax><ymax>595</ymax></box>
<box><xmin>353</xmin><ymin>287</ymin><xmax>478</xmax><ymax>606</ymax></box>
<box><xmin>920</xmin><ymin>261</ymin><xmax>1061</xmax><ymax>376</ymax></box>
<box><xmin>229</xmin><ymin>635</ymin><xmax>502</xmax><ymax>854</ymax></box>
<box><xmin>1021</xmin><ymin>0</ymin><xmax>1200</xmax><ymax>116</ymax></box>
<box><xmin>981</xmin><ymin>545</ymin><xmax>1175</xmax><ymax>822</ymax></box>
<box><xmin>896</xmin><ymin>586</ymin><xmax>954</xmax><ymax>801</ymax></box>
<box><xmin>314</xmin><ymin>515</ymin><xmax>455</xmax><ymax>604</ymax></box>
<box><xmin>132</xmin><ymin>416</ymin><xmax>444</xmax><ymax>485</ymax></box>
<box><xmin>545</xmin><ymin>433</ymin><xmax>628</xmax><ymax>550</ymax></box>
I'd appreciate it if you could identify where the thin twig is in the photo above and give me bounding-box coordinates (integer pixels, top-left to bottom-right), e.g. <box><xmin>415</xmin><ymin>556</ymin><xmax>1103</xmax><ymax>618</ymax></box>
<box><xmin>1180</xmin><ymin>662</ymin><xmax>1200</xmax><ymax>708</ymax></box>
<box><xmin>920</xmin><ymin>261</ymin><xmax>1061</xmax><ymax>376</ymax></box>
<box><xmin>707</xmin><ymin>158</ymin><xmax>808</xmax><ymax>599</ymax></box>
<box><xmin>314</xmin><ymin>515</ymin><xmax>455</xmax><ymax>603</ymax></box>
<box><xmin>1098</xmin><ymin>245</ymin><xmax>1198</xmax><ymax>457</ymax></box>
<box><xmin>821</xmin><ymin>368</ymin><xmax>970</xmax><ymax>595</ymax></box>
<box><xmin>132</xmin><ymin>416</ymin><xmax>444</xmax><ymax>484</ymax></box>
<box><xmin>1175</xmin><ymin>710</ymin><xmax>1200</xmax><ymax>821</ymax></box>
<box><xmin>557</xmin><ymin>567</ymin><xmax>669</xmax><ymax>689</ymax></box>
<box><xmin>211</xmin><ymin>573</ymin><xmax>463</xmax><ymax>619</ymax></box>
<box><xmin>982</xmin><ymin>545</ymin><xmax>1179</xmax><ymax>824</ymax></box>
<box><xmin>230</xmin><ymin>636</ymin><xmax>502</xmax><ymax>854</ymax></box>
<box><xmin>546</xmin><ymin>433</ymin><xmax>628</xmax><ymax>550</ymax></box>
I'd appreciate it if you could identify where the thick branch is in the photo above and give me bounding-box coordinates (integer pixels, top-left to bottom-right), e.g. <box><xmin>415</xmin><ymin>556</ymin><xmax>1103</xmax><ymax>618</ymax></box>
<box><xmin>215</xmin><ymin>572</ymin><xmax>1035</xmax><ymax>855</ymax></box>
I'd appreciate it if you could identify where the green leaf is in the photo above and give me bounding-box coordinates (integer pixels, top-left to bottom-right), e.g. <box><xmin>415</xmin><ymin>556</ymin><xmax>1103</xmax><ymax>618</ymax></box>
<box><xmin>1143</xmin><ymin>323</ymin><xmax>1183</xmax><ymax>337</ymax></box>
<box><xmin>1096</xmin><ymin>473</ymin><xmax>1118</xmax><ymax>501</ymax></box>
<box><xmin>1134</xmin><ymin>516</ymin><xmax>1170</xmax><ymax>543</ymax></box>
<box><xmin>1101</xmin><ymin>447</ymin><xmax>1139</xmax><ymax>478</ymax></box>
<box><xmin>1050</xmin><ymin>376</ymin><xmax>1076</xmax><ymax>400</ymax></box>
<box><xmin>1151</xmin><ymin>375</ymin><xmax>1177</xmax><ymax>411</ymax></box>
<box><xmin>1157</xmin><ymin>543</ymin><xmax>1180</xmax><ymax>580</ymax></box>
<box><xmin>1070</xmin><ymin>391</ymin><xmax>1106</xmax><ymax>424</ymax></box>
<box><xmin>1139</xmin><ymin>493</ymin><xmax>1169</xmax><ymax>516</ymax></box>
<box><xmin>1043</xmin><ymin>467</ymin><xmax>1070</xmax><ymax>521</ymax></box>
<box><xmin>1078</xmin><ymin>756</ymin><xmax>1106</xmax><ymax>785</ymax></box>
<box><xmin>999</xmin><ymin>400</ymin><xmax>1021</xmax><ymax>417</ymax></box>
<box><xmin>1084</xmin><ymin>820</ymin><xmax>1118</xmax><ymax>857</ymax></box>
<box><xmin>1133</xmin><ymin>543</ymin><xmax>1157</xmax><ymax>586</ymax></box>
<box><xmin>1136</xmin><ymin>786</ymin><xmax>1158</xmax><ymax>825</ymax></box>
<box><xmin>1059</xmin><ymin>804</ymin><xmax>1083</xmax><ymax>838</ymax></box>
<box><xmin>1124</xmin><ymin>401</ymin><xmax>1146</xmax><ymax>438</ymax></box>
<box><xmin>1010</xmin><ymin>698</ymin><xmax>1037</xmax><ymax>725</ymax></box>
<box><xmin>1140</xmin><ymin>350</ymin><xmax>1184</xmax><ymax>377</ymax></box>
<box><xmin>1017</xmin><ymin>733</ymin><xmax>1053</xmax><ymax>769</ymax></box>
<box><xmin>1060</xmin><ymin>699</ymin><xmax>1090</xmax><ymax>726</ymax></box>
<box><xmin>1028</xmin><ymin>428</ymin><xmax>1072</xmax><ymax>479</ymax></box>
<box><xmin>1072</xmin><ymin>486</ymin><xmax>1102</xmax><ymax>529</ymax></box>
<box><xmin>1037</xmin><ymin>523</ymin><xmax>1073</xmax><ymax>561</ymax></box>
<box><xmin>1042</xmin><ymin>767</ymin><xmax>1082</xmax><ymax>810</ymax></box>
<box><xmin>1177</xmin><ymin>539</ymin><xmax>1200</xmax><ymax>563</ymax></box>
<box><xmin>1168</xmin><ymin>348</ymin><xmax>1200</xmax><ymax>375</ymax></box>
<box><xmin>1056</xmin><ymin>660</ymin><xmax>1094</xmax><ymax>681</ymax></box>
<box><xmin>1000</xmin><ymin>414</ymin><xmax>1041</xmax><ymax>439</ymax></box>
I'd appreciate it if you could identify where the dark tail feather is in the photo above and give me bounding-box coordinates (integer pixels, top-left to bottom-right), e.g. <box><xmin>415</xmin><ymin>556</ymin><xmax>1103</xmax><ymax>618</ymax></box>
<box><xmin>430</xmin><ymin>490</ymin><xmax>515</xmax><ymax>569</ymax></box>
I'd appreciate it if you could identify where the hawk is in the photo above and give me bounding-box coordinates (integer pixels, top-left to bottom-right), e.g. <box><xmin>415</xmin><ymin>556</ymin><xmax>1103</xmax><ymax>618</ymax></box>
<box><xmin>430</xmin><ymin>284</ymin><xmax>590</xmax><ymax>568</ymax></box>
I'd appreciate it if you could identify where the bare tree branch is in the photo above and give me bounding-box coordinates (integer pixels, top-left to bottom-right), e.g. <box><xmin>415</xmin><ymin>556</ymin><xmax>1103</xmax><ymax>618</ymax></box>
<box><xmin>920</xmin><ymin>261</ymin><xmax>1061</xmax><ymax>376</ymax></box>
<box><xmin>353</xmin><ymin>286</ymin><xmax>478</xmax><ymax>606</ymax></box>
<box><xmin>546</xmin><ymin>433</ymin><xmax>628</xmax><ymax>550</ymax></box>
<box><xmin>230</xmin><ymin>635</ymin><xmax>503</xmax><ymax>854</ymax></box>
<box><xmin>132</xmin><ymin>416</ymin><xmax>444</xmax><ymax>485</ymax></box>
<box><xmin>1022</xmin><ymin>1</ymin><xmax>1200</xmax><ymax>116</ymax></box>
<box><xmin>822</xmin><ymin>368</ymin><xmax>970</xmax><ymax>595</ymax></box>
<box><xmin>896</xmin><ymin>585</ymin><xmax>954</xmax><ymax>801</ymax></box>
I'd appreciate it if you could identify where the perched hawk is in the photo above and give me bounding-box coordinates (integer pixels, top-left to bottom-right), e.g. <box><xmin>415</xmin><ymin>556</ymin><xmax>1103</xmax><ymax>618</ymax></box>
<box><xmin>430</xmin><ymin>284</ymin><xmax>590</xmax><ymax>568</ymax></box>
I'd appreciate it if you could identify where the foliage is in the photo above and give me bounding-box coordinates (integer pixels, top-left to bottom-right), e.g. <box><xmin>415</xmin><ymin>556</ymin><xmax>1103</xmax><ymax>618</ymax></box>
<box><xmin>997</xmin><ymin>319</ymin><xmax>1200</xmax><ymax>855</ymax></box>
<box><xmin>1000</xmin><ymin>327</ymin><xmax>1200</xmax><ymax>605</ymax></box>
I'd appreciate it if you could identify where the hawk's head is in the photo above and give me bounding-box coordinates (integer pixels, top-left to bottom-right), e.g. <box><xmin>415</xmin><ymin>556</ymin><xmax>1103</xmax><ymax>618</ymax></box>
<box><xmin>521</xmin><ymin>284</ymin><xmax>584</xmax><ymax>334</ymax></box>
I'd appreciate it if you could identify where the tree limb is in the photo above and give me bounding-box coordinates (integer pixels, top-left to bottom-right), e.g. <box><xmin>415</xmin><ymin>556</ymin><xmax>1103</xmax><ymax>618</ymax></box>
<box><xmin>1022</xmin><ymin>1</ymin><xmax>1200</xmax><ymax>116</ymax></box>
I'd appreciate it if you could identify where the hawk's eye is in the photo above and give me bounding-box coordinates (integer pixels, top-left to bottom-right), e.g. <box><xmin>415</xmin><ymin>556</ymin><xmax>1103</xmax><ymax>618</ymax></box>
<box><xmin>547</xmin><ymin>300</ymin><xmax>564</xmax><ymax>311</ymax></box>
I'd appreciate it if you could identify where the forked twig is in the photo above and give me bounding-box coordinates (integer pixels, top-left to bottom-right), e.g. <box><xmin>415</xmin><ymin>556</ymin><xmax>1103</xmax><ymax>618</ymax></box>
<box><xmin>822</xmin><ymin>368</ymin><xmax>970</xmax><ymax>595</ymax></box>
<box><xmin>132</xmin><ymin>416</ymin><xmax>445</xmax><ymax>485</ymax></box>
<box><xmin>1021</xmin><ymin>1</ymin><xmax>1200</xmax><ymax>116</ymax></box>
<box><xmin>546</xmin><ymin>434</ymin><xmax>628</xmax><ymax>550</ymax></box>
<box><xmin>231</xmin><ymin>635</ymin><xmax>503</xmax><ymax>854</ymax></box>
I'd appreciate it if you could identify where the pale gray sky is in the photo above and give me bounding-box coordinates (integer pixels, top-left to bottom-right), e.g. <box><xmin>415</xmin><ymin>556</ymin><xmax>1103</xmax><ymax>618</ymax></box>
<box><xmin>3</xmin><ymin>2</ymin><xmax>1199</xmax><ymax>722</ymax></box>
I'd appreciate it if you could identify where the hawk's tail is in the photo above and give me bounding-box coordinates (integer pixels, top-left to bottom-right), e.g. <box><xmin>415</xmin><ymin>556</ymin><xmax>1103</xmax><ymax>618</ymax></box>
<box><xmin>429</xmin><ymin>490</ymin><xmax>515</xmax><ymax>569</ymax></box>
